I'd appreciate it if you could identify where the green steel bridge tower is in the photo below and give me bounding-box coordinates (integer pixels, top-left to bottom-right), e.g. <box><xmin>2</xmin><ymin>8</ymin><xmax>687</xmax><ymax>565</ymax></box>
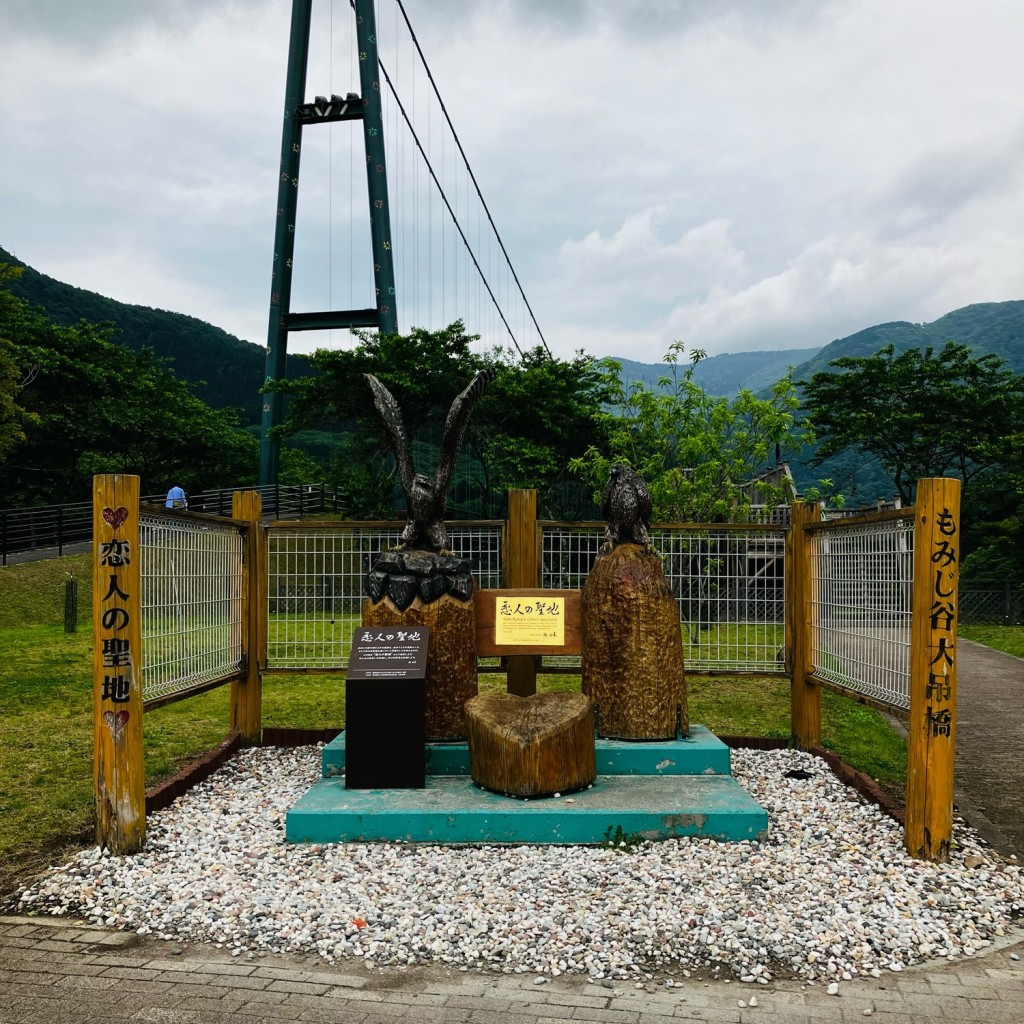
<box><xmin>259</xmin><ymin>0</ymin><xmax>397</xmax><ymax>485</ymax></box>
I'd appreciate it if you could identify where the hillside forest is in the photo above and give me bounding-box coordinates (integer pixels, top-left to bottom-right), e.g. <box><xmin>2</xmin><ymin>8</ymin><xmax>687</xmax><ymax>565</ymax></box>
<box><xmin>2</xmin><ymin>248</ymin><xmax>1023</xmax><ymax>579</ymax></box>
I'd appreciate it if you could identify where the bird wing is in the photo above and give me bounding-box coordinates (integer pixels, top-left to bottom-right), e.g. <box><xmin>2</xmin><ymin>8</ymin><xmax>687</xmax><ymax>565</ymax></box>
<box><xmin>435</xmin><ymin>369</ymin><xmax>495</xmax><ymax>498</ymax></box>
<box><xmin>601</xmin><ymin>474</ymin><xmax>616</xmax><ymax>522</ymax></box>
<box><xmin>365</xmin><ymin>374</ymin><xmax>415</xmax><ymax>498</ymax></box>
<box><xmin>637</xmin><ymin>475</ymin><xmax>653</xmax><ymax>523</ymax></box>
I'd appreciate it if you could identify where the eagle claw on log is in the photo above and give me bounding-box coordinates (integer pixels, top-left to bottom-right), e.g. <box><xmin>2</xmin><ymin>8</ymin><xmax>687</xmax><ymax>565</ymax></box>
<box><xmin>365</xmin><ymin>369</ymin><xmax>494</xmax><ymax>556</ymax></box>
<box><xmin>601</xmin><ymin>463</ymin><xmax>654</xmax><ymax>553</ymax></box>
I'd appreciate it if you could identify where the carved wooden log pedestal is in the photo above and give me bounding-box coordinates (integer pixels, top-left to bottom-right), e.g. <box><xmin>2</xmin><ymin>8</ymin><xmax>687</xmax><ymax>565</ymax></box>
<box><xmin>581</xmin><ymin>543</ymin><xmax>688</xmax><ymax>740</ymax></box>
<box><xmin>361</xmin><ymin>592</ymin><xmax>477</xmax><ymax>741</ymax></box>
<box><xmin>464</xmin><ymin>691</ymin><xmax>596</xmax><ymax>798</ymax></box>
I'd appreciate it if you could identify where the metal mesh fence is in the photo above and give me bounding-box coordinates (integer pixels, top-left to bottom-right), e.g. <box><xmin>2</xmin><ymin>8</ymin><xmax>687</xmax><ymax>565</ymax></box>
<box><xmin>266</xmin><ymin>523</ymin><xmax>503</xmax><ymax>668</ymax></box>
<box><xmin>808</xmin><ymin>515</ymin><xmax>915</xmax><ymax>711</ymax></box>
<box><xmin>139</xmin><ymin>513</ymin><xmax>244</xmax><ymax>704</ymax></box>
<box><xmin>541</xmin><ymin>524</ymin><xmax>787</xmax><ymax>673</ymax></box>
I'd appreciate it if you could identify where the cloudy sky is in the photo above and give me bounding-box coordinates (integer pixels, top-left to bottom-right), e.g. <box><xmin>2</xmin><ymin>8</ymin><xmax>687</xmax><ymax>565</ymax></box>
<box><xmin>1</xmin><ymin>0</ymin><xmax>1022</xmax><ymax>363</ymax></box>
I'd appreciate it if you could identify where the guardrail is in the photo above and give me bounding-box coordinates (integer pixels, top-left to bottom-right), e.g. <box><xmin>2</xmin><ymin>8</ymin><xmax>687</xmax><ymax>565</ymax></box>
<box><xmin>1</xmin><ymin>483</ymin><xmax>346</xmax><ymax>564</ymax></box>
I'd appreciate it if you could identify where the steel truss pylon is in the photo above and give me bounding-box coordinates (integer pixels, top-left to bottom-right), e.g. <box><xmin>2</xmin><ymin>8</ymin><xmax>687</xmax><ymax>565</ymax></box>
<box><xmin>259</xmin><ymin>0</ymin><xmax>398</xmax><ymax>485</ymax></box>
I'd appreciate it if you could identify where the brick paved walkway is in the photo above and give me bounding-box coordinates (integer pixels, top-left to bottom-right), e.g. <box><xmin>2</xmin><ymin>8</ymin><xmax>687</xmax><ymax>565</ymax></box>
<box><xmin>2</xmin><ymin>916</ymin><xmax>1022</xmax><ymax>1024</ymax></box>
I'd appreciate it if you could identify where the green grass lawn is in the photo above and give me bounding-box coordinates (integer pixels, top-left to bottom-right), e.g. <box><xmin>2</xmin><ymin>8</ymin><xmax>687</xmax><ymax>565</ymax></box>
<box><xmin>0</xmin><ymin>553</ymin><xmax>907</xmax><ymax>898</ymax></box>
<box><xmin>959</xmin><ymin>624</ymin><xmax>1024</xmax><ymax>658</ymax></box>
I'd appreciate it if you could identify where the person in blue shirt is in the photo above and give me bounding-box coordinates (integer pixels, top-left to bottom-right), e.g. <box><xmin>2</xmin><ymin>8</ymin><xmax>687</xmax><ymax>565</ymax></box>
<box><xmin>165</xmin><ymin>485</ymin><xmax>188</xmax><ymax>509</ymax></box>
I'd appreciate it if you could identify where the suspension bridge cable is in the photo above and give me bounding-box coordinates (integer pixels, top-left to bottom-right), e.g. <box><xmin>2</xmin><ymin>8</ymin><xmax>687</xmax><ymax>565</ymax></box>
<box><xmin>374</xmin><ymin>54</ymin><xmax>525</xmax><ymax>358</ymax></box>
<box><xmin>393</xmin><ymin>0</ymin><xmax>551</xmax><ymax>358</ymax></box>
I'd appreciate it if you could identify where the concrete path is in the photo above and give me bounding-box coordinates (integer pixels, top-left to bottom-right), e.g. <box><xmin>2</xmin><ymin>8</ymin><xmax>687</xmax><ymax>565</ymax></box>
<box><xmin>955</xmin><ymin>640</ymin><xmax>1024</xmax><ymax>859</ymax></box>
<box><xmin>2</xmin><ymin>915</ymin><xmax>1022</xmax><ymax>1024</ymax></box>
<box><xmin>1</xmin><ymin>541</ymin><xmax>91</xmax><ymax>567</ymax></box>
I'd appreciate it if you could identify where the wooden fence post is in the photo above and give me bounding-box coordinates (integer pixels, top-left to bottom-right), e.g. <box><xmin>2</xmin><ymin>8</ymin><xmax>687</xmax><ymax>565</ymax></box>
<box><xmin>906</xmin><ymin>477</ymin><xmax>961</xmax><ymax>861</ymax></box>
<box><xmin>231</xmin><ymin>491</ymin><xmax>265</xmax><ymax>744</ymax></box>
<box><xmin>503</xmin><ymin>489</ymin><xmax>540</xmax><ymax>696</ymax></box>
<box><xmin>788</xmin><ymin>500</ymin><xmax>821</xmax><ymax>748</ymax></box>
<box><xmin>93</xmin><ymin>474</ymin><xmax>145</xmax><ymax>853</ymax></box>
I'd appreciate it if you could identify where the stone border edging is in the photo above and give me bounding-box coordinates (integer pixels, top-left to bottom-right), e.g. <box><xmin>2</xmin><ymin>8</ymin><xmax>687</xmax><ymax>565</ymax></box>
<box><xmin>146</xmin><ymin>729</ymin><xmax>905</xmax><ymax>830</ymax></box>
<box><xmin>719</xmin><ymin>735</ymin><xmax>904</xmax><ymax>824</ymax></box>
<box><xmin>145</xmin><ymin>732</ymin><xmax>241</xmax><ymax>814</ymax></box>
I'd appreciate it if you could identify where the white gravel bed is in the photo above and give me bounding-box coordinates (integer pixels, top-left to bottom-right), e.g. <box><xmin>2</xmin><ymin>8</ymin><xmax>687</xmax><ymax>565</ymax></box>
<box><xmin>15</xmin><ymin>745</ymin><xmax>1024</xmax><ymax>984</ymax></box>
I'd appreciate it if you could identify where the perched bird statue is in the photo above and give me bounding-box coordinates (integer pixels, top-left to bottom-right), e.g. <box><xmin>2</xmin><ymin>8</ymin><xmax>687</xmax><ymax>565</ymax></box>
<box><xmin>601</xmin><ymin>463</ymin><xmax>653</xmax><ymax>551</ymax></box>
<box><xmin>365</xmin><ymin>369</ymin><xmax>493</xmax><ymax>555</ymax></box>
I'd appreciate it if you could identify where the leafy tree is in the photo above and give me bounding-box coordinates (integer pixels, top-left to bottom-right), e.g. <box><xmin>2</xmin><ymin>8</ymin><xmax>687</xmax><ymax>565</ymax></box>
<box><xmin>0</xmin><ymin>267</ymin><xmax>35</xmax><ymax>462</ymax></box>
<box><xmin>472</xmin><ymin>346</ymin><xmax>618</xmax><ymax>517</ymax></box>
<box><xmin>800</xmin><ymin>343</ymin><xmax>1024</xmax><ymax>503</ymax></box>
<box><xmin>0</xmin><ymin>267</ymin><xmax>258</xmax><ymax>503</ymax></box>
<box><xmin>570</xmin><ymin>343</ymin><xmax>811</xmax><ymax>522</ymax></box>
<box><xmin>271</xmin><ymin>323</ymin><xmax>616</xmax><ymax>519</ymax></box>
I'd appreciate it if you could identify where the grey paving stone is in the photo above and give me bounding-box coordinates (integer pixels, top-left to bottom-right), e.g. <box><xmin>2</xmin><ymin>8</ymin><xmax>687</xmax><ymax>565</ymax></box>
<box><xmin>29</xmin><ymin>940</ymin><xmax>81</xmax><ymax>953</ymax></box>
<box><xmin>129</xmin><ymin>1008</ymin><xmax>205</xmax><ymax>1022</ymax></box>
<box><xmin>53</xmin><ymin>974</ymin><xmax>122</xmax><ymax>991</ymax></box>
<box><xmin>150</xmin><ymin>972</ymin><xmax>215</xmax><ymax>987</ymax></box>
<box><xmin>202</xmin><ymin>975</ymin><xmax>271</xmax><ymax>992</ymax></box>
<box><xmin>570</xmin><ymin>1007</ymin><xmax>640</xmax><ymax>1023</ymax></box>
<box><xmin>265</xmin><ymin>979</ymin><xmax>331</xmax><ymax>996</ymax></box>
<box><xmin>99</xmin><ymin>967</ymin><xmax>165</xmax><ymax>982</ymax></box>
<box><xmin>191</xmin><ymin>962</ymin><xmax>259</xmax><ymax>977</ymax></box>
<box><xmin>445</xmin><ymin>995</ymin><xmax>514</xmax><ymax>1012</ymax></box>
<box><xmin>233</xmin><ymin>999</ymin><xmax>304</xmax><ymax>1021</ymax></box>
<box><xmin>139</xmin><ymin>960</ymin><xmax>213</xmax><ymax>974</ymax></box>
<box><xmin>515</xmin><ymin>1003</ymin><xmax>575</xmax><ymax>1019</ymax></box>
<box><xmin>86</xmin><ymin>954</ymin><xmax>155</xmax><ymax>969</ymax></box>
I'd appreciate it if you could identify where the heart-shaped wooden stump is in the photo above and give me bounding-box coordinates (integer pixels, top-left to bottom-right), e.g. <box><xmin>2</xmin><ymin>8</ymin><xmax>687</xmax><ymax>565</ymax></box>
<box><xmin>464</xmin><ymin>691</ymin><xmax>596</xmax><ymax>798</ymax></box>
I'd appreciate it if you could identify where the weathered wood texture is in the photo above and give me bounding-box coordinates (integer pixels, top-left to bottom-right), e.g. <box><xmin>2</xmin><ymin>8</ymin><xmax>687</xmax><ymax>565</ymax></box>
<box><xmin>503</xmin><ymin>488</ymin><xmax>540</xmax><ymax>696</ymax></box>
<box><xmin>362</xmin><ymin>592</ymin><xmax>477</xmax><ymax>740</ymax></box>
<box><xmin>93</xmin><ymin>474</ymin><xmax>145</xmax><ymax>854</ymax></box>
<box><xmin>465</xmin><ymin>691</ymin><xmax>596</xmax><ymax>797</ymax></box>
<box><xmin>906</xmin><ymin>477</ymin><xmax>961</xmax><ymax>862</ymax></box>
<box><xmin>581</xmin><ymin>544</ymin><xmax>688</xmax><ymax>740</ymax></box>
<box><xmin>231</xmin><ymin>490</ymin><xmax>264</xmax><ymax>745</ymax></box>
<box><xmin>788</xmin><ymin>501</ymin><xmax>822</xmax><ymax>748</ymax></box>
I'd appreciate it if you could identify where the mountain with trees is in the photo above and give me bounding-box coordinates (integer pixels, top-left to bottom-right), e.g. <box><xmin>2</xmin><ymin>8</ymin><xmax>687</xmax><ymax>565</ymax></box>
<box><xmin>784</xmin><ymin>301</ymin><xmax>1024</xmax><ymax>504</ymax></box>
<box><xmin>3</xmin><ymin>242</ymin><xmax>1023</xmax><ymax>565</ymax></box>
<box><xmin>617</xmin><ymin>348</ymin><xmax>820</xmax><ymax>398</ymax></box>
<box><xmin>0</xmin><ymin>264</ymin><xmax>260</xmax><ymax>504</ymax></box>
<box><xmin>0</xmin><ymin>245</ymin><xmax>312</xmax><ymax>425</ymax></box>
<box><xmin>5</xmin><ymin>244</ymin><xmax>1021</xmax><ymax>424</ymax></box>
<box><xmin>790</xmin><ymin>301</ymin><xmax>1024</xmax><ymax>380</ymax></box>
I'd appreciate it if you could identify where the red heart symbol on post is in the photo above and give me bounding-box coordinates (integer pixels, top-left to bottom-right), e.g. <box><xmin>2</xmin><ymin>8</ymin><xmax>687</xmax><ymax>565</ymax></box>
<box><xmin>102</xmin><ymin>506</ymin><xmax>129</xmax><ymax>530</ymax></box>
<box><xmin>103</xmin><ymin>709</ymin><xmax>129</xmax><ymax>738</ymax></box>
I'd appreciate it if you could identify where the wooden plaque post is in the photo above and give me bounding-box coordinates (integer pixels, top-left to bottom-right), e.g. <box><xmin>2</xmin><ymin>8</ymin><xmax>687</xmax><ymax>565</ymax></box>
<box><xmin>93</xmin><ymin>474</ymin><xmax>145</xmax><ymax>854</ymax></box>
<box><xmin>503</xmin><ymin>489</ymin><xmax>540</xmax><ymax>696</ymax></box>
<box><xmin>788</xmin><ymin>500</ymin><xmax>821</xmax><ymax>749</ymax></box>
<box><xmin>231</xmin><ymin>491</ymin><xmax>265</xmax><ymax>745</ymax></box>
<box><xmin>906</xmin><ymin>477</ymin><xmax>960</xmax><ymax>861</ymax></box>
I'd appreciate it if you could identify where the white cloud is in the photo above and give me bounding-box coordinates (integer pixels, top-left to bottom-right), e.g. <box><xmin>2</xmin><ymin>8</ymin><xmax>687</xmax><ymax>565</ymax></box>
<box><xmin>1</xmin><ymin>0</ymin><xmax>1021</xmax><ymax>363</ymax></box>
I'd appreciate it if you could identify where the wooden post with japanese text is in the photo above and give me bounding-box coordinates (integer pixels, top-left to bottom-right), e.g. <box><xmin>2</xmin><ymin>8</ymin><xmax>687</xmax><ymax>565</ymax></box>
<box><xmin>503</xmin><ymin>489</ymin><xmax>540</xmax><ymax>697</ymax></box>
<box><xmin>906</xmin><ymin>477</ymin><xmax>960</xmax><ymax>861</ymax></box>
<box><xmin>788</xmin><ymin>500</ymin><xmax>822</xmax><ymax>749</ymax></box>
<box><xmin>92</xmin><ymin>474</ymin><xmax>145</xmax><ymax>854</ymax></box>
<box><xmin>231</xmin><ymin>491</ymin><xmax>265</xmax><ymax>744</ymax></box>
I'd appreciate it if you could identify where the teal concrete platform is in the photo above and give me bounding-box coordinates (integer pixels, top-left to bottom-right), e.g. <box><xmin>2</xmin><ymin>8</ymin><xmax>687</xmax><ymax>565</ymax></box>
<box><xmin>286</xmin><ymin>772</ymin><xmax>768</xmax><ymax>845</ymax></box>
<box><xmin>321</xmin><ymin>723</ymin><xmax>731</xmax><ymax>779</ymax></box>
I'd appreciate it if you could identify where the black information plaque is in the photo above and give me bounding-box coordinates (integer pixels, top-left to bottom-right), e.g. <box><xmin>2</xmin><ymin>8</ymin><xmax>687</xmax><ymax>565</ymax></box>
<box><xmin>346</xmin><ymin>625</ymin><xmax>430</xmax><ymax>680</ymax></box>
<box><xmin>345</xmin><ymin>626</ymin><xmax>430</xmax><ymax>790</ymax></box>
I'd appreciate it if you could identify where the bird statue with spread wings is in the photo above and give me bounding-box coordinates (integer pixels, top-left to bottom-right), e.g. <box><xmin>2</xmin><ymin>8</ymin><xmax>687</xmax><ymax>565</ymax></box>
<box><xmin>365</xmin><ymin>369</ymin><xmax>494</xmax><ymax>555</ymax></box>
